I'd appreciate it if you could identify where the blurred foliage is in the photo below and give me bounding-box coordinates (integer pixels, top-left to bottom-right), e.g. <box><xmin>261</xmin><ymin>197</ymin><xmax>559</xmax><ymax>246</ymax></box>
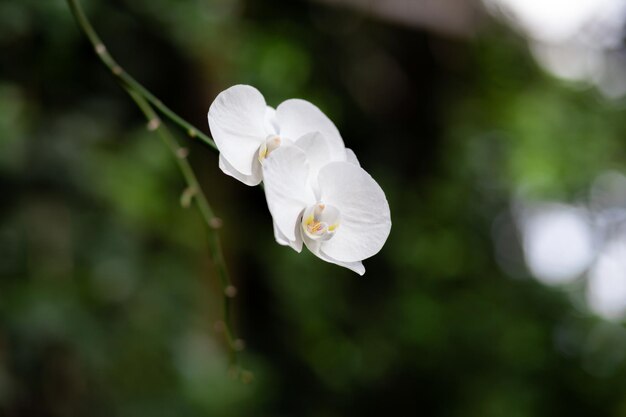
<box><xmin>1</xmin><ymin>0</ymin><xmax>626</xmax><ymax>416</ymax></box>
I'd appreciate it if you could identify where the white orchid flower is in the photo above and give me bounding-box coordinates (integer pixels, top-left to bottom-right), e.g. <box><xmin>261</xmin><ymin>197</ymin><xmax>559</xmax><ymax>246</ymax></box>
<box><xmin>269</xmin><ymin>131</ymin><xmax>359</xmax><ymax>250</ymax></box>
<box><xmin>207</xmin><ymin>84</ymin><xmax>350</xmax><ymax>186</ymax></box>
<box><xmin>262</xmin><ymin>136</ymin><xmax>391</xmax><ymax>275</ymax></box>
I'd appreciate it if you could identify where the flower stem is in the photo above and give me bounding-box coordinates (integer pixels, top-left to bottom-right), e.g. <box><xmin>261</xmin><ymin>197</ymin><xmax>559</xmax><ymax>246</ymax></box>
<box><xmin>66</xmin><ymin>0</ymin><xmax>248</xmax><ymax>377</ymax></box>
<box><xmin>65</xmin><ymin>0</ymin><xmax>217</xmax><ymax>151</ymax></box>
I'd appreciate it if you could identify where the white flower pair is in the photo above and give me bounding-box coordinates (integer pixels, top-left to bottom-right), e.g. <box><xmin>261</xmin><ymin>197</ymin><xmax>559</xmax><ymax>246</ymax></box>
<box><xmin>207</xmin><ymin>85</ymin><xmax>391</xmax><ymax>275</ymax></box>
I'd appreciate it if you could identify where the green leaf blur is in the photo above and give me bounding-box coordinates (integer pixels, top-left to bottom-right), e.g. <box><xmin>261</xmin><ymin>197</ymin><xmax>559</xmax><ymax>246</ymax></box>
<box><xmin>1</xmin><ymin>0</ymin><xmax>625</xmax><ymax>416</ymax></box>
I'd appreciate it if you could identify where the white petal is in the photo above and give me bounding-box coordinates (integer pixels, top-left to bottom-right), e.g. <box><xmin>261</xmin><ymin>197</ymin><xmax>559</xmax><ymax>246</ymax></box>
<box><xmin>208</xmin><ymin>85</ymin><xmax>267</xmax><ymax>176</ymax></box>
<box><xmin>304</xmin><ymin>236</ymin><xmax>366</xmax><ymax>275</ymax></box>
<box><xmin>345</xmin><ymin>148</ymin><xmax>360</xmax><ymax>166</ymax></box>
<box><xmin>273</xmin><ymin>220</ymin><xmax>290</xmax><ymax>246</ymax></box>
<box><xmin>318</xmin><ymin>162</ymin><xmax>391</xmax><ymax>262</ymax></box>
<box><xmin>273</xmin><ymin>220</ymin><xmax>303</xmax><ymax>252</ymax></box>
<box><xmin>218</xmin><ymin>154</ymin><xmax>262</xmax><ymax>186</ymax></box>
<box><xmin>264</xmin><ymin>106</ymin><xmax>278</xmax><ymax>135</ymax></box>
<box><xmin>275</xmin><ymin>99</ymin><xmax>346</xmax><ymax>160</ymax></box>
<box><xmin>294</xmin><ymin>132</ymin><xmax>332</xmax><ymax>195</ymax></box>
<box><xmin>295</xmin><ymin>132</ymin><xmax>331</xmax><ymax>169</ymax></box>
<box><xmin>262</xmin><ymin>145</ymin><xmax>316</xmax><ymax>241</ymax></box>
<box><xmin>320</xmin><ymin>251</ymin><xmax>365</xmax><ymax>275</ymax></box>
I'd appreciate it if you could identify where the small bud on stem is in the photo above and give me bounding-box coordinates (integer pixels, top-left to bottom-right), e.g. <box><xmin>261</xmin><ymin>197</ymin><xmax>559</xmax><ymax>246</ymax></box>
<box><xmin>180</xmin><ymin>186</ymin><xmax>197</xmax><ymax>208</ymax></box>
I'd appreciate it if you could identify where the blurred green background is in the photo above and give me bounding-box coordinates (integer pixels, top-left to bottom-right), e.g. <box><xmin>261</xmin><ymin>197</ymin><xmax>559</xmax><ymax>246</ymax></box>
<box><xmin>2</xmin><ymin>0</ymin><xmax>626</xmax><ymax>416</ymax></box>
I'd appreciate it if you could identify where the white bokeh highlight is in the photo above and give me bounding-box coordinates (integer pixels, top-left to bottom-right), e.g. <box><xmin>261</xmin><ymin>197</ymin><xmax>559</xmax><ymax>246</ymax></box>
<box><xmin>484</xmin><ymin>0</ymin><xmax>626</xmax><ymax>98</ymax></box>
<box><xmin>511</xmin><ymin>172</ymin><xmax>626</xmax><ymax>321</ymax></box>
<box><xmin>484</xmin><ymin>0</ymin><xmax>611</xmax><ymax>43</ymax></box>
<box><xmin>587</xmin><ymin>239</ymin><xmax>626</xmax><ymax>320</ymax></box>
<box><xmin>520</xmin><ymin>204</ymin><xmax>595</xmax><ymax>285</ymax></box>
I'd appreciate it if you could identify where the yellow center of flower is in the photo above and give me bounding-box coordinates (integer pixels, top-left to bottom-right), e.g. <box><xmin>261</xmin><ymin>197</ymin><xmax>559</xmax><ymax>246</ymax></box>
<box><xmin>258</xmin><ymin>135</ymin><xmax>282</xmax><ymax>163</ymax></box>
<box><xmin>302</xmin><ymin>203</ymin><xmax>340</xmax><ymax>241</ymax></box>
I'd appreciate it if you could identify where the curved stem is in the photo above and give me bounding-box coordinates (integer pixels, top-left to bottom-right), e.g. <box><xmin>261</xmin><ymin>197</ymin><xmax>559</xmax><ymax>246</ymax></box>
<box><xmin>66</xmin><ymin>0</ymin><xmax>249</xmax><ymax>378</ymax></box>
<box><xmin>66</xmin><ymin>0</ymin><xmax>217</xmax><ymax>151</ymax></box>
<box><xmin>126</xmin><ymin>89</ymin><xmax>239</xmax><ymax>363</ymax></box>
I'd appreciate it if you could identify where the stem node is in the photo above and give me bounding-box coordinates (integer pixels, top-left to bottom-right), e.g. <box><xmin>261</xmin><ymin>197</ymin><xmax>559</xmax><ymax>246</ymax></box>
<box><xmin>147</xmin><ymin>118</ymin><xmax>161</xmax><ymax>131</ymax></box>
<box><xmin>176</xmin><ymin>147</ymin><xmax>189</xmax><ymax>159</ymax></box>
<box><xmin>67</xmin><ymin>0</ymin><xmax>242</xmax><ymax>372</ymax></box>
<box><xmin>209</xmin><ymin>217</ymin><xmax>223</xmax><ymax>229</ymax></box>
<box><xmin>233</xmin><ymin>339</ymin><xmax>245</xmax><ymax>351</ymax></box>
<box><xmin>224</xmin><ymin>285</ymin><xmax>237</xmax><ymax>298</ymax></box>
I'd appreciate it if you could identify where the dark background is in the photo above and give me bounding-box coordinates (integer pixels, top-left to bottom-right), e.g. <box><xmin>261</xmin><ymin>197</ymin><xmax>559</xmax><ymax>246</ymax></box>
<box><xmin>1</xmin><ymin>0</ymin><xmax>626</xmax><ymax>416</ymax></box>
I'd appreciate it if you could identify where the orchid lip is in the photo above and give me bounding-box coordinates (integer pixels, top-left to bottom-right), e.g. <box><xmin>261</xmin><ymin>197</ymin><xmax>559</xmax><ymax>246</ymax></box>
<box><xmin>301</xmin><ymin>203</ymin><xmax>340</xmax><ymax>241</ymax></box>
<box><xmin>258</xmin><ymin>135</ymin><xmax>282</xmax><ymax>163</ymax></box>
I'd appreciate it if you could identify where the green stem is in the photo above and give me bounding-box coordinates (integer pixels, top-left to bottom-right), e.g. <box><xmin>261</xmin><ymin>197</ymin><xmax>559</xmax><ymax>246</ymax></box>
<box><xmin>66</xmin><ymin>0</ymin><xmax>246</xmax><ymax>375</ymax></box>
<box><xmin>126</xmin><ymin>89</ymin><xmax>239</xmax><ymax>362</ymax></box>
<box><xmin>66</xmin><ymin>0</ymin><xmax>217</xmax><ymax>151</ymax></box>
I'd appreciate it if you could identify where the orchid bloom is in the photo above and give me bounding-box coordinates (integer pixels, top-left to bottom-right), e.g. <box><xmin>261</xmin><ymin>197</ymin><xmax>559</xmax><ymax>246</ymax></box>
<box><xmin>262</xmin><ymin>136</ymin><xmax>391</xmax><ymax>275</ymax></box>
<box><xmin>208</xmin><ymin>84</ymin><xmax>352</xmax><ymax>186</ymax></box>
